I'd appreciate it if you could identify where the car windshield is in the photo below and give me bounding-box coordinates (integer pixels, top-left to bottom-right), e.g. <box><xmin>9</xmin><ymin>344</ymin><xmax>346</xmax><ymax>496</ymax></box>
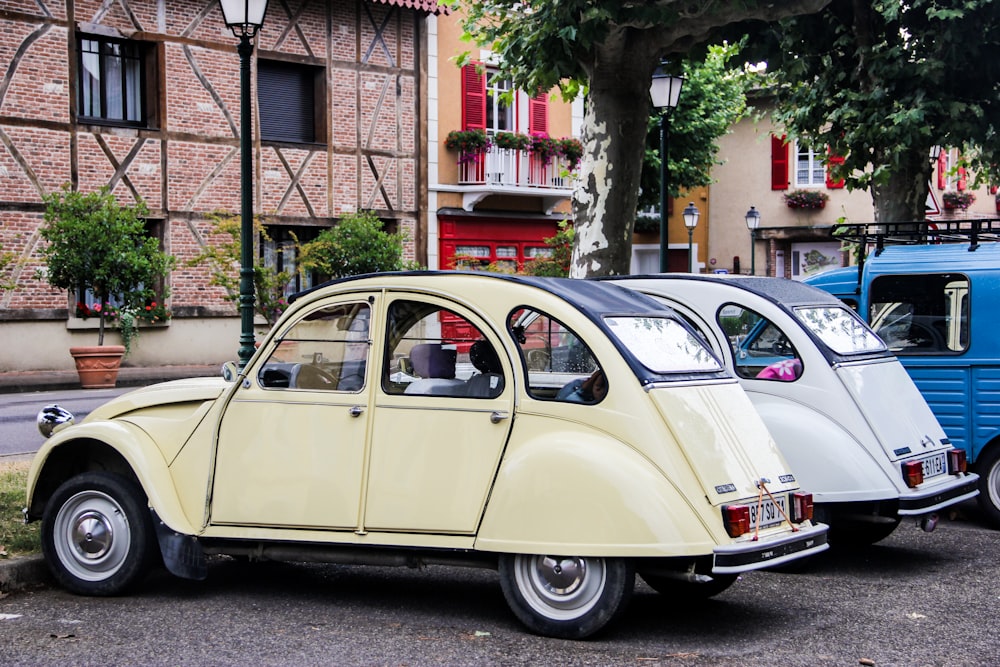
<box><xmin>604</xmin><ymin>316</ymin><xmax>722</xmax><ymax>373</ymax></box>
<box><xmin>793</xmin><ymin>306</ymin><xmax>886</xmax><ymax>355</ymax></box>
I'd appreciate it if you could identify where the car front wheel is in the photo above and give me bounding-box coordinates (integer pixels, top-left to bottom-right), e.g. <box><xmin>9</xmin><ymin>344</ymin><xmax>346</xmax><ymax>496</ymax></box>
<box><xmin>498</xmin><ymin>553</ymin><xmax>633</xmax><ymax>639</ymax></box>
<box><xmin>41</xmin><ymin>471</ymin><xmax>156</xmax><ymax>595</ymax></box>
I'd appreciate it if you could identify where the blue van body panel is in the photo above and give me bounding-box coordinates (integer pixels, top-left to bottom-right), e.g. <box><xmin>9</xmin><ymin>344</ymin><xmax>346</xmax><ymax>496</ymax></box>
<box><xmin>805</xmin><ymin>243</ymin><xmax>1000</xmax><ymax>466</ymax></box>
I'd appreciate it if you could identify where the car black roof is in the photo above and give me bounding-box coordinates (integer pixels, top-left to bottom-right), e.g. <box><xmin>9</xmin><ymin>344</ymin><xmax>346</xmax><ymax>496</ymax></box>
<box><xmin>601</xmin><ymin>274</ymin><xmax>846</xmax><ymax>309</ymax></box>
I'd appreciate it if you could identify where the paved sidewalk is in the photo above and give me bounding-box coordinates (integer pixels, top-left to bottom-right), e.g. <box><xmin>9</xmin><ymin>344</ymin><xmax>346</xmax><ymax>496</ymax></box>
<box><xmin>0</xmin><ymin>363</ymin><xmax>221</xmax><ymax>394</ymax></box>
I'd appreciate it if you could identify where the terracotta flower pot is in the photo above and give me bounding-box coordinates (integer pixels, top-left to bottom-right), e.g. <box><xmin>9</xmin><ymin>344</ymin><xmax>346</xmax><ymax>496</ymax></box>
<box><xmin>69</xmin><ymin>345</ymin><xmax>125</xmax><ymax>389</ymax></box>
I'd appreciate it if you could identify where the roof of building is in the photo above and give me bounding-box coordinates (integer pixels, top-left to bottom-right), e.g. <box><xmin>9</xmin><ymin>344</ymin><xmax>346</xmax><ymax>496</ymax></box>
<box><xmin>372</xmin><ymin>0</ymin><xmax>450</xmax><ymax>15</ymax></box>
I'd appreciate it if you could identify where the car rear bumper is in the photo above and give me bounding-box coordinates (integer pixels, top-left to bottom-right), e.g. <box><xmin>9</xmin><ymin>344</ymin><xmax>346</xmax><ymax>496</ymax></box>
<box><xmin>712</xmin><ymin>523</ymin><xmax>829</xmax><ymax>574</ymax></box>
<box><xmin>897</xmin><ymin>473</ymin><xmax>979</xmax><ymax>516</ymax></box>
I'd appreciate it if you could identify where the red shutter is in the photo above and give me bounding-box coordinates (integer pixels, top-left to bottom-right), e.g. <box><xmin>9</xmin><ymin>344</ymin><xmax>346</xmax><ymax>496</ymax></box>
<box><xmin>461</xmin><ymin>64</ymin><xmax>486</xmax><ymax>130</ymax></box>
<box><xmin>529</xmin><ymin>91</ymin><xmax>548</xmax><ymax>135</ymax></box>
<box><xmin>771</xmin><ymin>134</ymin><xmax>789</xmax><ymax>190</ymax></box>
<box><xmin>826</xmin><ymin>150</ymin><xmax>846</xmax><ymax>189</ymax></box>
<box><xmin>958</xmin><ymin>166</ymin><xmax>967</xmax><ymax>191</ymax></box>
<box><xmin>937</xmin><ymin>152</ymin><xmax>947</xmax><ymax>190</ymax></box>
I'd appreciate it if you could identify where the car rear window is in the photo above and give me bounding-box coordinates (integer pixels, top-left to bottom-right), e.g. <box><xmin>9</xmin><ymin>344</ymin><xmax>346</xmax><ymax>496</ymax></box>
<box><xmin>793</xmin><ymin>306</ymin><xmax>886</xmax><ymax>355</ymax></box>
<box><xmin>604</xmin><ymin>316</ymin><xmax>722</xmax><ymax>373</ymax></box>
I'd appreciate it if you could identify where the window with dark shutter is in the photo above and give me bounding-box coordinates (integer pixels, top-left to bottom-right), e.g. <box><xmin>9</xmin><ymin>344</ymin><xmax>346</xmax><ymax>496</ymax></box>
<box><xmin>529</xmin><ymin>91</ymin><xmax>548</xmax><ymax>135</ymax></box>
<box><xmin>771</xmin><ymin>134</ymin><xmax>789</xmax><ymax>190</ymax></box>
<box><xmin>461</xmin><ymin>63</ymin><xmax>486</xmax><ymax>130</ymax></box>
<box><xmin>826</xmin><ymin>150</ymin><xmax>846</xmax><ymax>189</ymax></box>
<box><xmin>258</xmin><ymin>60</ymin><xmax>323</xmax><ymax>144</ymax></box>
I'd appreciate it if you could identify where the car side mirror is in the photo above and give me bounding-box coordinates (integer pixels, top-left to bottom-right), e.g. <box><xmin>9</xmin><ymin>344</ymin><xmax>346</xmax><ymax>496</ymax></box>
<box><xmin>221</xmin><ymin>361</ymin><xmax>239</xmax><ymax>382</ymax></box>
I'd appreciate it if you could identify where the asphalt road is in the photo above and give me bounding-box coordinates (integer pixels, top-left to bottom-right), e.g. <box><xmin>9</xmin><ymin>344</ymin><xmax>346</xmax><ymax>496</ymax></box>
<box><xmin>0</xmin><ymin>387</ymin><xmax>132</xmax><ymax>460</ymax></box>
<box><xmin>1</xmin><ymin>503</ymin><xmax>997</xmax><ymax>666</ymax></box>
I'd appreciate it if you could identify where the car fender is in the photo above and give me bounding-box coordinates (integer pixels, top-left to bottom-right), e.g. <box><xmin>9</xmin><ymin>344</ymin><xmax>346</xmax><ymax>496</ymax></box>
<box><xmin>475</xmin><ymin>419</ymin><xmax>716</xmax><ymax>557</ymax></box>
<box><xmin>748</xmin><ymin>392</ymin><xmax>897</xmax><ymax>502</ymax></box>
<box><xmin>27</xmin><ymin>420</ymin><xmax>198</xmax><ymax>536</ymax></box>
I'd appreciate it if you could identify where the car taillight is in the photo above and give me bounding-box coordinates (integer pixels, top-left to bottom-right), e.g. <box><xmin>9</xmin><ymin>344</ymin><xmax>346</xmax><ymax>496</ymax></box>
<box><xmin>902</xmin><ymin>460</ymin><xmax>924</xmax><ymax>488</ymax></box>
<box><xmin>790</xmin><ymin>492</ymin><xmax>813</xmax><ymax>523</ymax></box>
<box><xmin>722</xmin><ymin>505</ymin><xmax>750</xmax><ymax>538</ymax></box>
<box><xmin>948</xmin><ymin>449</ymin><xmax>968</xmax><ymax>474</ymax></box>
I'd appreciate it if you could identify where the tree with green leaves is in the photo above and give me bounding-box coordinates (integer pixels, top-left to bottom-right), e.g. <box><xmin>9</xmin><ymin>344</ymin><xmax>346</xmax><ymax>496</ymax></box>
<box><xmin>457</xmin><ymin>0</ymin><xmax>830</xmax><ymax>276</ymax></box>
<box><xmin>186</xmin><ymin>213</ymin><xmax>297</xmax><ymax>326</ymax></box>
<box><xmin>638</xmin><ymin>40</ymin><xmax>751</xmax><ymax>212</ymax></box>
<box><xmin>297</xmin><ymin>210</ymin><xmax>420</xmax><ymax>279</ymax></box>
<box><xmin>0</xmin><ymin>243</ymin><xmax>17</xmax><ymax>293</ymax></box>
<box><xmin>38</xmin><ymin>186</ymin><xmax>174</xmax><ymax>346</ymax></box>
<box><xmin>760</xmin><ymin>0</ymin><xmax>1000</xmax><ymax>223</ymax></box>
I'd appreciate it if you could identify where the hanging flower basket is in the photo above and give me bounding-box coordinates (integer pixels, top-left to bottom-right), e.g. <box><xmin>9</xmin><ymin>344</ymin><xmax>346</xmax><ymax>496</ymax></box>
<box><xmin>783</xmin><ymin>189</ymin><xmax>829</xmax><ymax>210</ymax></box>
<box><xmin>943</xmin><ymin>190</ymin><xmax>975</xmax><ymax>210</ymax></box>
<box><xmin>445</xmin><ymin>129</ymin><xmax>490</xmax><ymax>164</ymax></box>
<box><xmin>493</xmin><ymin>131</ymin><xmax>532</xmax><ymax>151</ymax></box>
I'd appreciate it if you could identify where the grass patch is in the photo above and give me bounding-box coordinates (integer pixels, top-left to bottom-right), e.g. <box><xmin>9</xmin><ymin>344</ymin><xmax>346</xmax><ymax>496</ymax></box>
<box><xmin>0</xmin><ymin>460</ymin><xmax>41</xmax><ymax>557</ymax></box>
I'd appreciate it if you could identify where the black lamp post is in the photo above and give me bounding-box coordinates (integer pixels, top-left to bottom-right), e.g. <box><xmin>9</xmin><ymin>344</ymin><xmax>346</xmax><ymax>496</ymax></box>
<box><xmin>745</xmin><ymin>205</ymin><xmax>761</xmax><ymax>276</ymax></box>
<box><xmin>649</xmin><ymin>64</ymin><xmax>685</xmax><ymax>272</ymax></box>
<box><xmin>220</xmin><ymin>0</ymin><xmax>270</xmax><ymax>370</ymax></box>
<box><xmin>682</xmin><ymin>202</ymin><xmax>700</xmax><ymax>273</ymax></box>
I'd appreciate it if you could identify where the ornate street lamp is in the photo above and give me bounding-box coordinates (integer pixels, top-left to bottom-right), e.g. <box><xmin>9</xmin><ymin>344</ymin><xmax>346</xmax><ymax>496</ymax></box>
<box><xmin>650</xmin><ymin>64</ymin><xmax>685</xmax><ymax>272</ymax></box>
<box><xmin>219</xmin><ymin>0</ymin><xmax>270</xmax><ymax>370</ymax></box>
<box><xmin>745</xmin><ymin>205</ymin><xmax>761</xmax><ymax>276</ymax></box>
<box><xmin>682</xmin><ymin>202</ymin><xmax>700</xmax><ymax>273</ymax></box>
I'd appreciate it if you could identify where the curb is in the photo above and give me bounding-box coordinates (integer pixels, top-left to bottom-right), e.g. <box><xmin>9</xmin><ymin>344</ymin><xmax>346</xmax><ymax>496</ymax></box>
<box><xmin>0</xmin><ymin>555</ymin><xmax>50</xmax><ymax>594</ymax></box>
<box><xmin>0</xmin><ymin>364</ymin><xmax>221</xmax><ymax>394</ymax></box>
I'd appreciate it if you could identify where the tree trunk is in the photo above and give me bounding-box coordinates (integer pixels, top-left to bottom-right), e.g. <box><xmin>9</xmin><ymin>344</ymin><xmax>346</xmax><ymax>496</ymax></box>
<box><xmin>871</xmin><ymin>147</ymin><xmax>932</xmax><ymax>223</ymax></box>
<box><xmin>569</xmin><ymin>32</ymin><xmax>658</xmax><ymax>278</ymax></box>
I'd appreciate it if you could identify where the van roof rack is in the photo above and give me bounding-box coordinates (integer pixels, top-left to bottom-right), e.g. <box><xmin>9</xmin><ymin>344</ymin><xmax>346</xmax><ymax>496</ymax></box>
<box><xmin>831</xmin><ymin>219</ymin><xmax>1000</xmax><ymax>254</ymax></box>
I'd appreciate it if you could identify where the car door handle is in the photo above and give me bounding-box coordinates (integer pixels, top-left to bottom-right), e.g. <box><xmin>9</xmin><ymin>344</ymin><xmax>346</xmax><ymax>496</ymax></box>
<box><xmin>490</xmin><ymin>411</ymin><xmax>509</xmax><ymax>424</ymax></box>
<box><xmin>349</xmin><ymin>405</ymin><xmax>364</xmax><ymax>418</ymax></box>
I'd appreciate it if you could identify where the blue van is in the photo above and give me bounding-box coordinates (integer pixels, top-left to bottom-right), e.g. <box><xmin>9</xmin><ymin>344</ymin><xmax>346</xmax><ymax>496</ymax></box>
<box><xmin>804</xmin><ymin>220</ymin><xmax>1000</xmax><ymax>526</ymax></box>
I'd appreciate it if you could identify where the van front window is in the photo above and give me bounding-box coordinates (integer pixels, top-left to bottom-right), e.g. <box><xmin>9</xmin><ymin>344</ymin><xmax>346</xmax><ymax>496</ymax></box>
<box><xmin>794</xmin><ymin>306</ymin><xmax>886</xmax><ymax>355</ymax></box>
<box><xmin>605</xmin><ymin>317</ymin><xmax>722</xmax><ymax>373</ymax></box>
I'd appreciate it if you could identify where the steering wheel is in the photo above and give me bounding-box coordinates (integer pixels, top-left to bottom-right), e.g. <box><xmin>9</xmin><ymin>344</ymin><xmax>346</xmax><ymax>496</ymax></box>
<box><xmin>292</xmin><ymin>364</ymin><xmax>338</xmax><ymax>390</ymax></box>
<box><xmin>770</xmin><ymin>337</ymin><xmax>793</xmax><ymax>356</ymax></box>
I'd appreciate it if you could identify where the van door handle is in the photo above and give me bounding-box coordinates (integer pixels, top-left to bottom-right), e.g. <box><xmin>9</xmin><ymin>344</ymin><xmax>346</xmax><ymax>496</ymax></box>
<box><xmin>490</xmin><ymin>411</ymin><xmax>509</xmax><ymax>424</ymax></box>
<box><xmin>349</xmin><ymin>405</ymin><xmax>364</xmax><ymax>418</ymax></box>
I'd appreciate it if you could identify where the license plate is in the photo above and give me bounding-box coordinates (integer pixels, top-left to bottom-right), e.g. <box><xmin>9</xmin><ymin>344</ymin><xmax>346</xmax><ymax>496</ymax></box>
<box><xmin>746</xmin><ymin>495</ymin><xmax>788</xmax><ymax>530</ymax></box>
<box><xmin>918</xmin><ymin>452</ymin><xmax>948</xmax><ymax>479</ymax></box>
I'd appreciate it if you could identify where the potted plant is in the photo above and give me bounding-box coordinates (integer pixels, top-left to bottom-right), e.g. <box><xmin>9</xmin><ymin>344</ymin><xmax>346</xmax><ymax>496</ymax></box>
<box><xmin>942</xmin><ymin>190</ymin><xmax>975</xmax><ymax>210</ymax></box>
<box><xmin>529</xmin><ymin>132</ymin><xmax>561</xmax><ymax>165</ymax></box>
<box><xmin>558</xmin><ymin>137</ymin><xmax>584</xmax><ymax>170</ymax></box>
<box><xmin>444</xmin><ymin>129</ymin><xmax>490</xmax><ymax>164</ymax></box>
<box><xmin>783</xmin><ymin>189</ymin><xmax>830</xmax><ymax>210</ymax></box>
<box><xmin>38</xmin><ymin>185</ymin><xmax>174</xmax><ymax>388</ymax></box>
<box><xmin>492</xmin><ymin>131</ymin><xmax>532</xmax><ymax>152</ymax></box>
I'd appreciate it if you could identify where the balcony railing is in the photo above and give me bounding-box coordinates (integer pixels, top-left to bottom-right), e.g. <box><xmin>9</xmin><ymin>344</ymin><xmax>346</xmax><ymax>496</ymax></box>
<box><xmin>457</xmin><ymin>147</ymin><xmax>576</xmax><ymax>190</ymax></box>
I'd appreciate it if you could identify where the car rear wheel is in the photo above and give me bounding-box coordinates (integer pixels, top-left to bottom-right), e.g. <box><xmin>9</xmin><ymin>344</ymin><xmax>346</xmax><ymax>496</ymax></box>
<box><xmin>831</xmin><ymin>517</ymin><xmax>901</xmax><ymax>546</ymax></box>
<box><xmin>498</xmin><ymin>553</ymin><xmax>633</xmax><ymax>639</ymax></box>
<box><xmin>976</xmin><ymin>446</ymin><xmax>1000</xmax><ymax>528</ymax></box>
<box><xmin>41</xmin><ymin>472</ymin><xmax>156</xmax><ymax>595</ymax></box>
<box><xmin>639</xmin><ymin>571</ymin><xmax>738</xmax><ymax>599</ymax></box>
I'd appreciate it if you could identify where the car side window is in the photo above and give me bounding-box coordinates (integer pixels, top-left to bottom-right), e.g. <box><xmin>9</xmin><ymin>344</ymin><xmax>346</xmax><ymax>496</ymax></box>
<box><xmin>869</xmin><ymin>273</ymin><xmax>969</xmax><ymax>354</ymax></box>
<box><xmin>718</xmin><ymin>304</ymin><xmax>801</xmax><ymax>382</ymax></box>
<box><xmin>381</xmin><ymin>300</ymin><xmax>504</xmax><ymax>399</ymax></box>
<box><xmin>258</xmin><ymin>302</ymin><xmax>370</xmax><ymax>391</ymax></box>
<box><xmin>508</xmin><ymin>307</ymin><xmax>605</xmax><ymax>403</ymax></box>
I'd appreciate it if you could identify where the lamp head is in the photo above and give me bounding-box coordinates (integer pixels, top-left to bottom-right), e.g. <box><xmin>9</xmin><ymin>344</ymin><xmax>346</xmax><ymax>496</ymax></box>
<box><xmin>745</xmin><ymin>205</ymin><xmax>761</xmax><ymax>231</ymax></box>
<box><xmin>220</xmin><ymin>0</ymin><xmax>270</xmax><ymax>39</ymax></box>
<box><xmin>683</xmin><ymin>202</ymin><xmax>700</xmax><ymax>229</ymax></box>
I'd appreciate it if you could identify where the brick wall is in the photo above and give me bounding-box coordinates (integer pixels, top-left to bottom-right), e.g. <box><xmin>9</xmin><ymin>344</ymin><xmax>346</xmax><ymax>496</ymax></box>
<box><xmin>0</xmin><ymin>0</ymin><xmax>426</xmax><ymax>369</ymax></box>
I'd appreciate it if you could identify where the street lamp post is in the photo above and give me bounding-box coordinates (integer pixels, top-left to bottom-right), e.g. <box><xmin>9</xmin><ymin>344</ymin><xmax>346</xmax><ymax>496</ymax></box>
<box><xmin>745</xmin><ymin>205</ymin><xmax>761</xmax><ymax>276</ymax></box>
<box><xmin>682</xmin><ymin>202</ymin><xmax>700</xmax><ymax>273</ymax></box>
<box><xmin>649</xmin><ymin>64</ymin><xmax>685</xmax><ymax>272</ymax></box>
<box><xmin>219</xmin><ymin>0</ymin><xmax>270</xmax><ymax>370</ymax></box>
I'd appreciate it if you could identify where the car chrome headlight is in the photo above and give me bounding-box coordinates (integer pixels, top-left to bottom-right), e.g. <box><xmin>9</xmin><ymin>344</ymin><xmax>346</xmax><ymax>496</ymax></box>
<box><xmin>37</xmin><ymin>404</ymin><xmax>75</xmax><ymax>439</ymax></box>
